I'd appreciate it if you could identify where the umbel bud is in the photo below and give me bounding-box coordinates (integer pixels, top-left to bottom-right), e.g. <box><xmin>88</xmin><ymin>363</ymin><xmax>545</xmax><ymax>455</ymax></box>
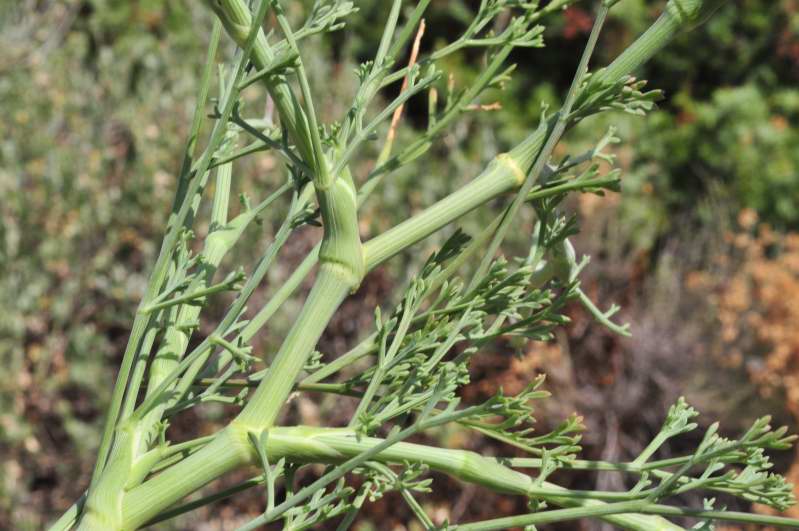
<box><xmin>529</xmin><ymin>238</ymin><xmax>578</xmax><ymax>288</ymax></box>
<box><xmin>665</xmin><ymin>0</ymin><xmax>729</xmax><ymax>30</ymax></box>
<box><xmin>598</xmin><ymin>0</ymin><xmax>730</xmax><ymax>85</ymax></box>
<box><xmin>202</xmin><ymin>0</ymin><xmax>252</xmax><ymax>44</ymax></box>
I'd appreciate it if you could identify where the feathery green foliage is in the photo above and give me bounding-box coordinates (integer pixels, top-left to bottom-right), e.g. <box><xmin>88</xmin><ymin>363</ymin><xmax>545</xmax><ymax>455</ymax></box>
<box><xmin>45</xmin><ymin>1</ymin><xmax>799</xmax><ymax>529</ymax></box>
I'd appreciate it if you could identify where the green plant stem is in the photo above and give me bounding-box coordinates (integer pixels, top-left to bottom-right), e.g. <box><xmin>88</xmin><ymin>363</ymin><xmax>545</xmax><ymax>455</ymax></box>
<box><xmin>230</xmin><ymin>125</ymin><xmax>406</xmax><ymax>365</ymax></box>
<box><xmin>272</xmin><ymin>4</ymin><xmax>330</xmax><ymax>186</ymax></box>
<box><xmin>499</xmin><ymin>456</ymin><xmax>770</xmax><ymax>502</ymax></box>
<box><xmin>86</xmin><ymin>160</ymin><xmax>271</xmax><ymax>528</ymax></box>
<box><xmin>456</xmin><ymin>501</ymin><xmax>652</xmax><ymax>530</ymax></box>
<box><xmin>139</xmin><ymin>427</ymin><xmax>799</xmax><ymax>530</ymax></box>
<box><xmin>124</xmin><ymin>421</ymin><xmax>677</xmax><ymax>530</ymax></box>
<box><xmin>504</xmin><ymin>456</ymin><xmax>688</xmax><ymax>473</ymax></box>
<box><xmin>140</xmin><ymin>270</ymin><xmax>239</xmax><ymax>315</ymax></box>
<box><xmin>231</xmin><ymin>49</ymin><xmax>360</xmax><ymax>364</ymax></box>
<box><xmin>85</xmin><ymin>3</ymin><xmax>272</xmax><ymax>512</ymax></box>
<box><xmin>596</xmin><ymin>0</ymin><xmax>728</xmax><ymax>85</ymax></box>
<box><xmin>203</xmin><ymin>0</ymin><xmax>316</xmax><ymax>164</ymax></box>
<box><xmin>87</xmin><ymin>18</ymin><xmax>223</xmax><ymax>492</ymax></box>
<box><xmin>364</xmin><ymin>152</ymin><xmax>528</xmax><ymax>269</ymax></box>
<box><xmin>233</xmin><ymin>153</ymin><xmax>389</xmax><ymax>352</ymax></box>
<box><xmin>244</xmin><ymin>426</ymin><xmax>684</xmax><ymax>531</ymax></box>
<box><xmin>142</xmin><ymin>164</ymin><xmax>233</xmax><ymax>402</ymax></box>
<box><xmin>637</xmin><ymin>504</ymin><xmax>799</xmax><ymax>528</ymax></box>
<box><xmin>117</xmin><ymin>265</ymin><xmax>354</xmax><ymax>529</ymax></box>
<box><xmin>460</xmin><ymin>502</ymin><xmax>799</xmax><ymax>530</ymax></box>
<box><xmin>526</xmin><ymin>175</ymin><xmax>620</xmax><ymax>201</ymax></box>
<box><xmin>300</xmin><ymin>201</ymin><xmax>520</xmax><ymax>387</ymax></box>
<box><xmin>237</xmin><ymin>263</ymin><xmax>357</xmax><ymax>425</ymax></box>
<box><xmin>121</xmin><ymin>426</ymin><xmax>254</xmax><ymax>529</ymax></box>
<box><xmin>469</xmin><ymin>4</ymin><xmax>607</xmax><ymax>288</ymax></box>
<box><xmin>194</xmin><ymin>378</ymin><xmax>358</xmax><ymax>396</ymax></box>
<box><xmin>204</xmin><ymin>0</ymin><xmax>509</xmax><ymax>375</ymax></box>
<box><xmin>144</xmin><ymin>475</ymin><xmax>266</xmax><ymax>527</ymax></box>
<box><xmin>79</xmin><ymin>188</ymin><xmax>303</xmax><ymax>530</ymax></box>
<box><xmin>300</xmin><ymin>332</ymin><xmax>377</xmax><ymax>385</ymax></box>
<box><xmin>118</xmin><ymin>326</ymin><xmax>159</xmax><ymax>423</ymax></box>
<box><xmin>132</xmin><ymin>186</ymin><xmax>307</xmax><ymax>419</ymax></box>
<box><xmin>48</xmin><ymin>493</ymin><xmax>86</xmax><ymax>531</ymax></box>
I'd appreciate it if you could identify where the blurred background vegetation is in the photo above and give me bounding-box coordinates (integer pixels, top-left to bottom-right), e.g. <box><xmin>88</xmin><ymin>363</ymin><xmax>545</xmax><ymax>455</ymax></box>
<box><xmin>1</xmin><ymin>0</ymin><xmax>798</xmax><ymax>529</ymax></box>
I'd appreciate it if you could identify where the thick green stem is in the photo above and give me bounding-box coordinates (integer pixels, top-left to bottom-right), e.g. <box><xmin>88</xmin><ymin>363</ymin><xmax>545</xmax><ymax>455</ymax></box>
<box><xmin>80</xmin><ymin>161</ymin><xmax>265</xmax><ymax>529</ymax></box>
<box><xmin>203</xmin><ymin>0</ymin><xmax>316</xmax><ymax>164</ymax></box>
<box><xmin>118</xmin><ymin>266</ymin><xmax>354</xmax><ymax>529</ymax></box>
<box><xmin>121</xmin><ymin>425</ymin><xmax>681</xmax><ymax>530</ymax></box>
<box><xmin>119</xmin><ymin>172</ymin><xmax>366</xmax><ymax>529</ymax></box>
<box><xmin>237</xmin><ymin>263</ymin><xmax>357</xmax><ymax>425</ymax></box>
<box><xmin>143</xmin><ymin>206</ymin><xmax>229</xmax><ymax>402</ymax></box>
<box><xmin>121</xmin><ymin>426</ymin><xmax>254</xmax><ymax>530</ymax></box>
<box><xmin>598</xmin><ymin>0</ymin><xmax>728</xmax><ymax>84</ymax></box>
<box><xmin>364</xmin><ymin>153</ymin><xmax>528</xmax><ymax>269</ymax></box>
<box><xmin>302</xmin><ymin>211</ymin><xmax>505</xmax><ymax>386</ymax></box>
<box><xmin>257</xmin><ymin>427</ymin><xmax>685</xmax><ymax>531</ymax></box>
<box><xmin>316</xmin><ymin>170</ymin><xmax>366</xmax><ymax>284</ymax></box>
